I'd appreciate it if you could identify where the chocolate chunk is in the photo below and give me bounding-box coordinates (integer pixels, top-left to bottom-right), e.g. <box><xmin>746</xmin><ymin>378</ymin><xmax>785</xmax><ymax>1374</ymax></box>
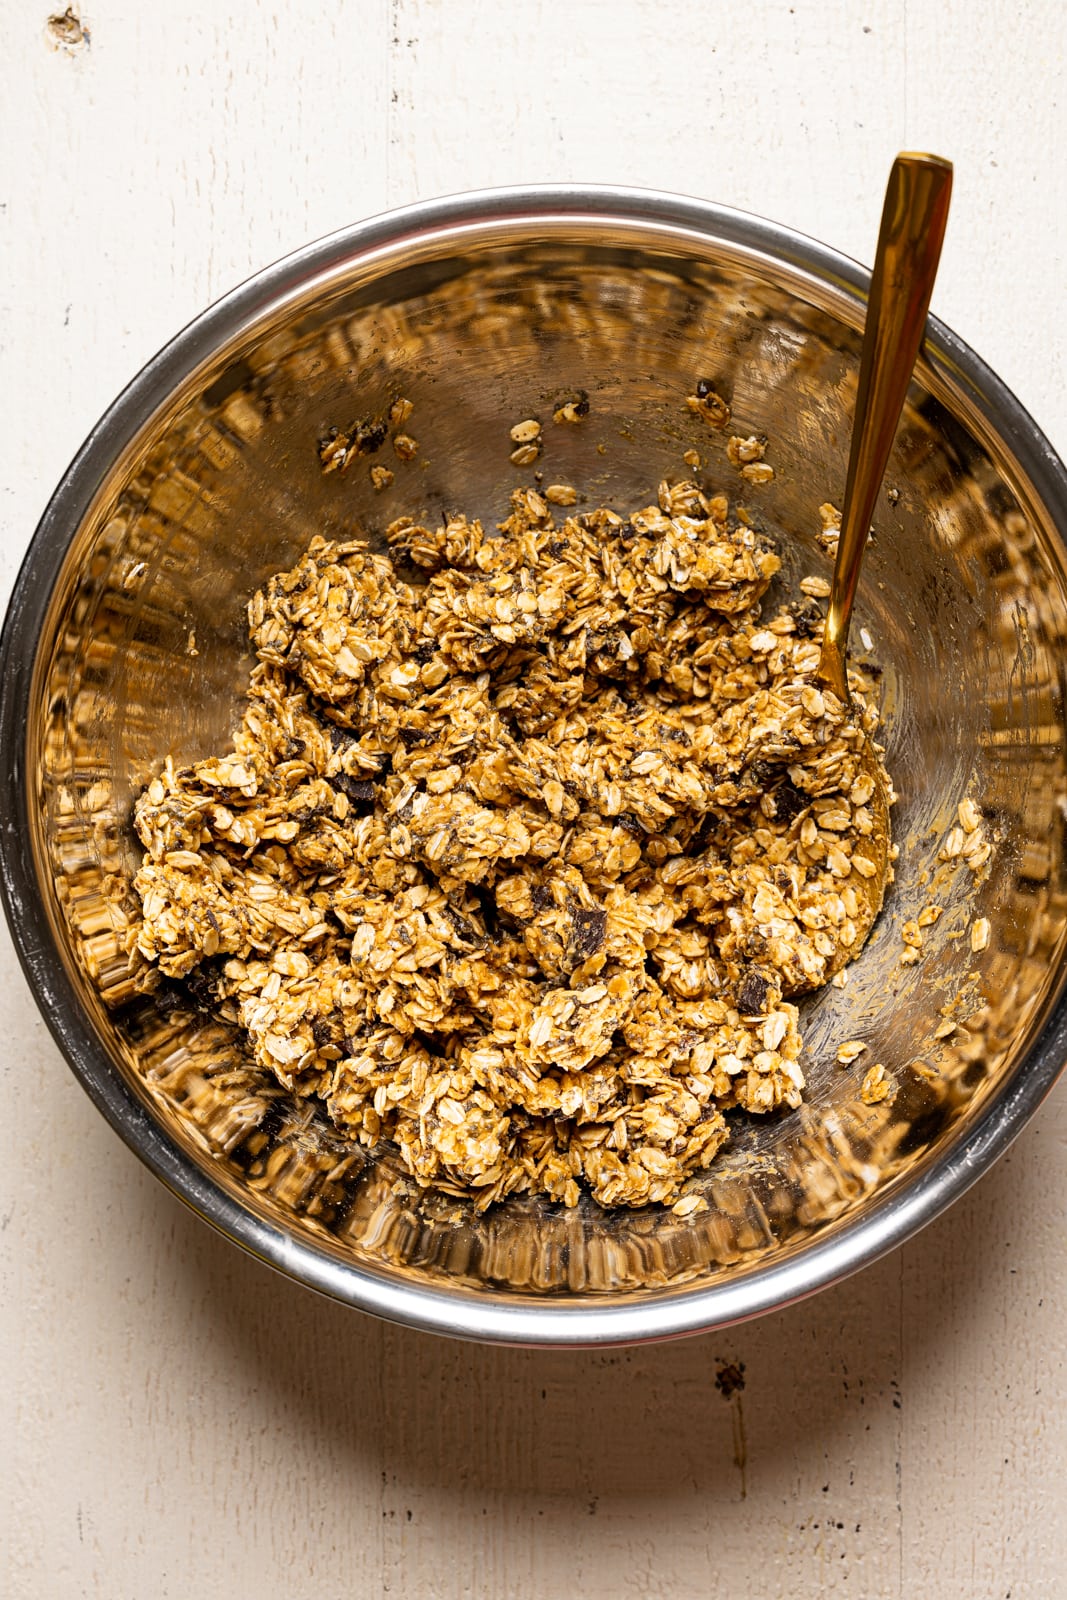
<box><xmin>175</xmin><ymin>964</ymin><xmax>223</xmax><ymax>1017</ymax></box>
<box><xmin>695</xmin><ymin>378</ymin><xmax>715</xmax><ymax>399</ymax></box>
<box><xmin>353</xmin><ymin>418</ymin><xmax>388</xmax><ymax>455</ymax></box>
<box><xmin>445</xmin><ymin>906</ymin><xmax>479</xmax><ymax>946</ymax></box>
<box><xmin>311</xmin><ymin>1015</ymin><xmax>337</xmax><ymax>1047</ymax></box>
<box><xmin>790</xmin><ymin>598</ymin><xmax>825</xmax><ymax>638</ymax></box>
<box><xmin>770</xmin><ymin>778</ymin><xmax>809</xmax><ymax>826</ymax></box>
<box><xmin>530</xmin><ymin>884</ymin><xmax>553</xmax><ymax>912</ymax></box>
<box><xmin>688</xmin><ymin>811</ymin><xmax>722</xmax><ymax>854</ymax></box>
<box><xmin>736</xmin><ymin>970</ymin><xmax>770</xmax><ymax>1015</ymax></box>
<box><xmin>332</xmin><ymin>774</ymin><xmax>376</xmax><ymax>804</ymax></box>
<box><xmin>570</xmin><ymin>907</ymin><xmax>606</xmax><ymax>959</ymax></box>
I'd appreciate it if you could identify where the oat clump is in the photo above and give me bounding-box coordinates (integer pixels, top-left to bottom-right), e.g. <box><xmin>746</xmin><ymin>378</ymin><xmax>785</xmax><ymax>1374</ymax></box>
<box><xmin>132</xmin><ymin>479</ymin><xmax>890</xmax><ymax>1212</ymax></box>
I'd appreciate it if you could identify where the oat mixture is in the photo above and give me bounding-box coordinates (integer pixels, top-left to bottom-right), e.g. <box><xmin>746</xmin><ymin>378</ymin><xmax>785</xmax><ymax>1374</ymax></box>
<box><xmin>132</xmin><ymin>479</ymin><xmax>891</xmax><ymax>1212</ymax></box>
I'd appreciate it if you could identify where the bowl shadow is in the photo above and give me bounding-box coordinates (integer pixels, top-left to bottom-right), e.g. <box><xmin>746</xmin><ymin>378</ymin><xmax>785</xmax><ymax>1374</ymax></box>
<box><xmin>131</xmin><ymin>1095</ymin><xmax>1060</xmax><ymax>1511</ymax></box>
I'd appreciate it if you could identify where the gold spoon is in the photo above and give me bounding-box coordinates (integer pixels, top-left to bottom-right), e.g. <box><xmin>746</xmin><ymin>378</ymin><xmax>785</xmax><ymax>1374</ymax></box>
<box><xmin>817</xmin><ymin>151</ymin><xmax>953</xmax><ymax>971</ymax></box>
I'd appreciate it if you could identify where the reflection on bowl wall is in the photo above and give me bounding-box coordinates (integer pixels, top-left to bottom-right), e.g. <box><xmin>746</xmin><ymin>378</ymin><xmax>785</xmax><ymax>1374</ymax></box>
<box><xmin>3</xmin><ymin>188</ymin><xmax>1067</xmax><ymax>1345</ymax></box>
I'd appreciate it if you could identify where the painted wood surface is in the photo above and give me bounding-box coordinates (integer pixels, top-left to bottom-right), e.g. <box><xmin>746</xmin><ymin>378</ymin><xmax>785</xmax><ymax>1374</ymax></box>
<box><xmin>2</xmin><ymin>2</ymin><xmax>1065</xmax><ymax>1594</ymax></box>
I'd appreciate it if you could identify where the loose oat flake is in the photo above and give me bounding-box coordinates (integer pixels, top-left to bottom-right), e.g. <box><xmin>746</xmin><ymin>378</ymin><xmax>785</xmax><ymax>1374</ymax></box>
<box><xmin>131</xmin><ymin>478</ymin><xmax>893</xmax><ymax>1212</ymax></box>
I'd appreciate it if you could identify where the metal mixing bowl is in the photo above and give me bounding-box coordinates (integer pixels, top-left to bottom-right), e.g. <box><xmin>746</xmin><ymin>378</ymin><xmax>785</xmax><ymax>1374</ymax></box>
<box><xmin>4</xmin><ymin>186</ymin><xmax>1067</xmax><ymax>1345</ymax></box>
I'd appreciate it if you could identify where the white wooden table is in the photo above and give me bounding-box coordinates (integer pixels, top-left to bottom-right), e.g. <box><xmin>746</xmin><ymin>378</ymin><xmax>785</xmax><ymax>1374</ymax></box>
<box><xmin>3</xmin><ymin>3</ymin><xmax>1066</xmax><ymax>1594</ymax></box>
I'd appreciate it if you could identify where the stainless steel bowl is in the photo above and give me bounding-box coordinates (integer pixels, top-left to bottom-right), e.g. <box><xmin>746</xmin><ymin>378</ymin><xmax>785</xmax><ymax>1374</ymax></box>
<box><xmin>4</xmin><ymin>186</ymin><xmax>1067</xmax><ymax>1346</ymax></box>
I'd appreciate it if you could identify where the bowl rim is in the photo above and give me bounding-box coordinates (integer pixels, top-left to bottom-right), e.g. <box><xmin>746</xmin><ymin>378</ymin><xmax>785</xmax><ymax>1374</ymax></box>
<box><xmin>3</xmin><ymin>182</ymin><xmax>1067</xmax><ymax>1347</ymax></box>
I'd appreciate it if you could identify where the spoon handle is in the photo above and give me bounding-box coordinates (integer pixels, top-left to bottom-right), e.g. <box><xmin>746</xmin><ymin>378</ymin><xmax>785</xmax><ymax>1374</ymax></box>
<box><xmin>819</xmin><ymin>151</ymin><xmax>953</xmax><ymax>702</ymax></box>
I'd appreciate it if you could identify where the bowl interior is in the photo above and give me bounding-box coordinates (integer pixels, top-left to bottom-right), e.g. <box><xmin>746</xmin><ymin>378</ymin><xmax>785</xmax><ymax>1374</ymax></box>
<box><xmin>11</xmin><ymin>198</ymin><xmax>1067</xmax><ymax>1338</ymax></box>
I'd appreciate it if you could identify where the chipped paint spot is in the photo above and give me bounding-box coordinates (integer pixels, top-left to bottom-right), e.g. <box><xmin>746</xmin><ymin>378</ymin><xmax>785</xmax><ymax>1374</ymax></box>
<box><xmin>715</xmin><ymin>1359</ymin><xmax>748</xmax><ymax>1498</ymax></box>
<box><xmin>46</xmin><ymin>7</ymin><xmax>90</xmax><ymax>52</ymax></box>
